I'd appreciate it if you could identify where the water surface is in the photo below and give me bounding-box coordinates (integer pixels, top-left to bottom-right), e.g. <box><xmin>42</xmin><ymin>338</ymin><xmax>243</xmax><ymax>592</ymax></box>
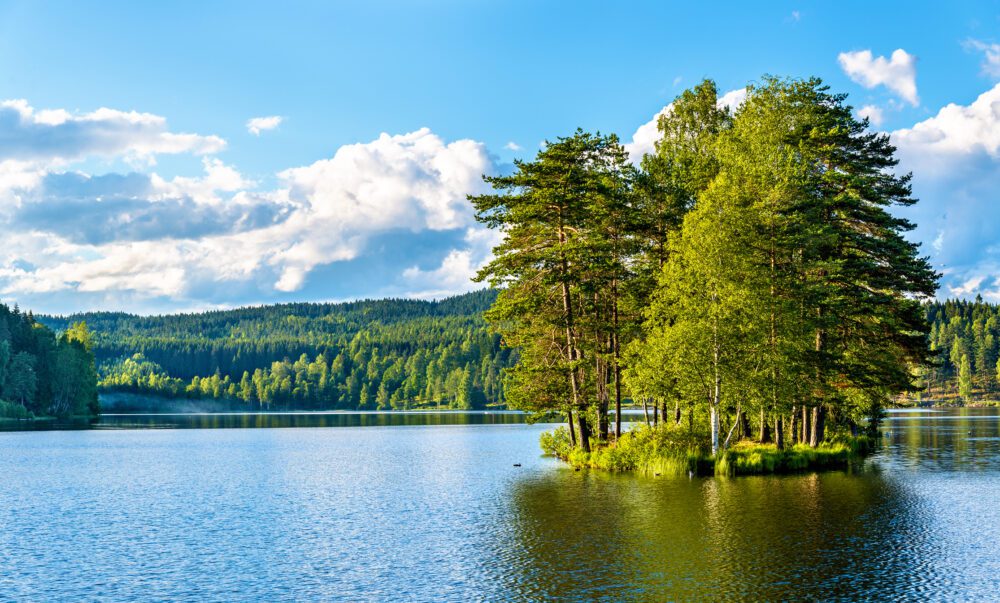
<box><xmin>1</xmin><ymin>408</ymin><xmax>998</xmax><ymax>601</ymax></box>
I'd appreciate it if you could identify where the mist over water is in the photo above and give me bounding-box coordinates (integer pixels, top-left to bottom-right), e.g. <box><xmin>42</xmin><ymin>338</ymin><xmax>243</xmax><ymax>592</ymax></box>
<box><xmin>0</xmin><ymin>408</ymin><xmax>998</xmax><ymax>601</ymax></box>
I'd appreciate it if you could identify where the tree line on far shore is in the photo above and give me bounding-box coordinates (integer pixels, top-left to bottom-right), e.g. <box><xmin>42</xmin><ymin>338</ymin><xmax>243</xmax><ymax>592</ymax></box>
<box><xmin>0</xmin><ymin>303</ymin><xmax>98</xmax><ymax>419</ymax></box>
<box><xmin>472</xmin><ymin>76</ymin><xmax>937</xmax><ymax>455</ymax></box>
<box><xmin>42</xmin><ymin>291</ymin><xmax>514</xmax><ymax>411</ymax></box>
<box><xmin>919</xmin><ymin>297</ymin><xmax>1000</xmax><ymax>402</ymax></box>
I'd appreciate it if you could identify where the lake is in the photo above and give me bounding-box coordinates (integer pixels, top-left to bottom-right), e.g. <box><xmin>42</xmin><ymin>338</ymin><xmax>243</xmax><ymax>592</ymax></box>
<box><xmin>1</xmin><ymin>407</ymin><xmax>998</xmax><ymax>601</ymax></box>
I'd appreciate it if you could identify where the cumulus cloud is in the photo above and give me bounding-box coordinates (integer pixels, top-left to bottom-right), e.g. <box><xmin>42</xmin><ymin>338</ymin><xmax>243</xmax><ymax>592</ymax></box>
<box><xmin>857</xmin><ymin>104</ymin><xmax>885</xmax><ymax>127</ymax></box>
<box><xmin>890</xmin><ymin>82</ymin><xmax>1000</xmax><ymax>301</ymax></box>
<box><xmin>0</xmin><ymin>125</ymin><xmax>495</xmax><ymax>308</ymax></box>
<box><xmin>401</xmin><ymin>227</ymin><xmax>502</xmax><ymax>299</ymax></box>
<box><xmin>267</xmin><ymin>128</ymin><xmax>492</xmax><ymax>290</ymax></box>
<box><xmin>717</xmin><ymin>87</ymin><xmax>747</xmax><ymax>112</ymax></box>
<box><xmin>11</xmin><ymin>169</ymin><xmax>287</xmax><ymax>245</ymax></box>
<box><xmin>0</xmin><ymin>100</ymin><xmax>224</xmax><ymax>165</ymax></box>
<box><xmin>624</xmin><ymin>105</ymin><xmax>671</xmax><ymax>163</ymax></box>
<box><xmin>965</xmin><ymin>39</ymin><xmax>1000</xmax><ymax>79</ymax></box>
<box><xmin>246</xmin><ymin>115</ymin><xmax>283</xmax><ymax>136</ymax></box>
<box><xmin>504</xmin><ymin>141</ymin><xmax>521</xmax><ymax>151</ymax></box>
<box><xmin>892</xmin><ymin>83</ymin><xmax>1000</xmax><ymax>167</ymax></box>
<box><xmin>838</xmin><ymin>49</ymin><xmax>919</xmax><ymax>106</ymax></box>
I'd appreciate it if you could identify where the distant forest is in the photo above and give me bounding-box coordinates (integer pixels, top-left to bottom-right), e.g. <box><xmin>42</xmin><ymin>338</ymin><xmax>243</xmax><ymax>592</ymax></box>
<box><xmin>0</xmin><ymin>304</ymin><xmax>97</xmax><ymax>419</ymax></box>
<box><xmin>920</xmin><ymin>297</ymin><xmax>1000</xmax><ymax>403</ymax></box>
<box><xmin>33</xmin><ymin>290</ymin><xmax>1000</xmax><ymax>412</ymax></box>
<box><xmin>39</xmin><ymin>290</ymin><xmax>513</xmax><ymax>410</ymax></box>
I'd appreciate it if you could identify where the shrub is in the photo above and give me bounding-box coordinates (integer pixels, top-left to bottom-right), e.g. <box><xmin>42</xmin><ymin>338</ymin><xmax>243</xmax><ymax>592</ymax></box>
<box><xmin>542</xmin><ymin>423</ymin><xmax>876</xmax><ymax>477</ymax></box>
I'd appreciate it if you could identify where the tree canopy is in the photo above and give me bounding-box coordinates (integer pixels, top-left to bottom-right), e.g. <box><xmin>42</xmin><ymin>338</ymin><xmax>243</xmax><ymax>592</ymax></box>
<box><xmin>475</xmin><ymin>76</ymin><xmax>937</xmax><ymax>454</ymax></box>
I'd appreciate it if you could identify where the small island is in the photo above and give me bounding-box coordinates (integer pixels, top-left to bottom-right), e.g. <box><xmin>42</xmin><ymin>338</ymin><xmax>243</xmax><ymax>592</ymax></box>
<box><xmin>470</xmin><ymin>77</ymin><xmax>936</xmax><ymax>476</ymax></box>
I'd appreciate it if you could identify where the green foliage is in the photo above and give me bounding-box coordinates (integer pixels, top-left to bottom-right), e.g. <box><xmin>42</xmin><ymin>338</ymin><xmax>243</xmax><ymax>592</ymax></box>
<box><xmin>959</xmin><ymin>354</ymin><xmax>973</xmax><ymax>401</ymax></box>
<box><xmin>542</xmin><ymin>423</ymin><xmax>708</xmax><ymax>476</ymax></box>
<box><xmin>923</xmin><ymin>297</ymin><xmax>1000</xmax><ymax>401</ymax></box>
<box><xmin>43</xmin><ymin>291</ymin><xmax>512</xmax><ymax>411</ymax></box>
<box><xmin>472</xmin><ymin>129</ymin><xmax>639</xmax><ymax>448</ymax></box>
<box><xmin>486</xmin><ymin>75</ymin><xmax>936</xmax><ymax>461</ymax></box>
<box><xmin>0</xmin><ymin>307</ymin><xmax>96</xmax><ymax>418</ymax></box>
<box><xmin>715</xmin><ymin>441</ymin><xmax>864</xmax><ymax>476</ymax></box>
<box><xmin>543</xmin><ymin>424</ymin><xmax>873</xmax><ymax>476</ymax></box>
<box><xmin>0</xmin><ymin>399</ymin><xmax>31</xmax><ymax>420</ymax></box>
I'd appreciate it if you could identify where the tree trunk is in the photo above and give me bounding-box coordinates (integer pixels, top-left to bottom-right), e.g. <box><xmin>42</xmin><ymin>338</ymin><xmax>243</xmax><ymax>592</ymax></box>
<box><xmin>775</xmin><ymin>415</ymin><xmax>784</xmax><ymax>450</ymax></box>
<box><xmin>710</xmin><ymin>404</ymin><xmax>720</xmax><ymax>457</ymax></box>
<box><xmin>642</xmin><ymin>397</ymin><xmax>650</xmax><ymax>427</ymax></box>
<box><xmin>759</xmin><ymin>407</ymin><xmax>771</xmax><ymax>443</ymax></box>
<box><xmin>577</xmin><ymin>412</ymin><xmax>592</xmax><ymax>453</ymax></box>
<box><xmin>597</xmin><ymin>354</ymin><xmax>609</xmax><ymax>441</ymax></box>
<box><xmin>740</xmin><ymin>411</ymin><xmax>751</xmax><ymax>439</ymax></box>
<box><xmin>612</xmin><ymin>280</ymin><xmax>622</xmax><ymax>440</ymax></box>
<box><xmin>810</xmin><ymin>405</ymin><xmax>825</xmax><ymax>447</ymax></box>
<box><xmin>711</xmin><ymin>318</ymin><xmax>722</xmax><ymax>456</ymax></box>
<box><xmin>790</xmin><ymin>405</ymin><xmax>799</xmax><ymax>445</ymax></box>
<box><xmin>557</xmin><ymin>210</ymin><xmax>585</xmax><ymax>451</ymax></box>
<box><xmin>802</xmin><ymin>405</ymin><xmax>811</xmax><ymax>444</ymax></box>
<box><xmin>674</xmin><ymin>401</ymin><xmax>681</xmax><ymax>425</ymax></box>
<box><xmin>567</xmin><ymin>408</ymin><xmax>576</xmax><ymax>447</ymax></box>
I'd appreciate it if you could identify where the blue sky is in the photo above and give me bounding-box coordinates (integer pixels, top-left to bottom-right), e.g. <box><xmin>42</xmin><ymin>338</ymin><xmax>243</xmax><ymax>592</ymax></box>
<box><xmin>0</xmin><ymin>1</ymin><xmax>999</xmax><ymax>313</ymax></box>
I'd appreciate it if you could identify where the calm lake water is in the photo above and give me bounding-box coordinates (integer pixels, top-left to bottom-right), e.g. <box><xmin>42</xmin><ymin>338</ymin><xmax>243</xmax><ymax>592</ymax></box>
<box><xmin>1</xmin><ymin>408</ymin><xmax>999</xmax><ymax>601</ymax></box>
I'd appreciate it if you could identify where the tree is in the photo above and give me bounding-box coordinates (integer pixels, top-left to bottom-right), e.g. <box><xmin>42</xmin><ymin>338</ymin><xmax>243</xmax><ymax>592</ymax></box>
<box><xmin>630</xmin><ymin>76</ymin><xmax>937</xmax><ymax>453</ymax></box>
<box><xmin>472</xmin><ymin>130</ymin><xmax>633</xmax><ymax>451</ymax></box>
<box><xmin>5</xmin><ymin>352</ymin><xmax>36</xmax><ymax>408</ymax></box>
<box><xmin>959</xmin><ymin>354</ymin><xmax>973</xmax><ymax>401</ymax></box>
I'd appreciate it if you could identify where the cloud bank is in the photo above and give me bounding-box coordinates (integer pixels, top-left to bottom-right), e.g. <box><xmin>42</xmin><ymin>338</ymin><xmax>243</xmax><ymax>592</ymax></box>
<box><xmin>0</xmin><ymin>100</ymin><xmax>497</xmax><ymax>312</ymax></box>
<box><xmin>7</xmin><ymin>74</ymin><xmax>1000</xmax><ymax>312</ymax></box>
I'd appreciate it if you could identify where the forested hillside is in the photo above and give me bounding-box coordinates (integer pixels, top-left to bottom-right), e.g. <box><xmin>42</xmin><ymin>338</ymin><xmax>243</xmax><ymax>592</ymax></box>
<box><xmin>922</xmin><ymin>297</ymin><xmax>1000</xmax><ymax>402</ymax></box>
<box><xmin>0</xmin><ymin>305</ymin><xmax>98</xmax><ymax>419</ymax></box>
<box><xmin>39</xmin><ymin>290</ymin><xmax>513</xmax><ymax>410</ymax></box>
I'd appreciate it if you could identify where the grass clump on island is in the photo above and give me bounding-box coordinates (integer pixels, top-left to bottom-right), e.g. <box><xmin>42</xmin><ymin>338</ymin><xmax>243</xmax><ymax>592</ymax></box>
<box><xmin>540</xmin><ymin>423</ymin><xmax>876</xmax><ymax>477</ymax></box>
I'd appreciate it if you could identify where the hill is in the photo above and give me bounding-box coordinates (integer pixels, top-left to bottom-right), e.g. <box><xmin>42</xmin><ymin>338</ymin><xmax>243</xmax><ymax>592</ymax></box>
<box><xmin>39</xmin><ymin>289</ymin><xmax>513</xmax><ymax>411</ymax></box>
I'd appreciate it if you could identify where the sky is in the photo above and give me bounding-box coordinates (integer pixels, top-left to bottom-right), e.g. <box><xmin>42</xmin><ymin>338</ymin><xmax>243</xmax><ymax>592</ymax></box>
<box><xmin>1</xmin><ymin>1</ymin><xmax>1000</xmax><ymax>314</ymax></box>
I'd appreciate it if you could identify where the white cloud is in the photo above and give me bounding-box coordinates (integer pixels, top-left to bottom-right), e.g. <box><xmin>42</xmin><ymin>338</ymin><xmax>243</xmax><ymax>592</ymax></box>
<box><xmin>0</xmin><ymin>126</ymin><xmax>495</xmax><ymax>307</ymax></box>
<box><xmin>949</xmin><ymin>275</ymin><xmax>986</xmax><ymax>298</ymax></box>
<box><xmin>246</xmin><ymin>115</ymin><xmax>283</xmax><ymax>136</ymax></box>
<box><xmin>857</xmin><ymin>104</ymin><xmax>885</xmax><ymax>126</ymax></box>
<box><xmin>624</xmin><ymin>105</ymin><xmax>671</xmax><ymax>163</ymax></box>
<box><xmin>717</xmin><ymin>88</ymin><xmax>747</xmax><ymax>112</ymax></box>
<box><xmin>889</xmin><ymin>82</ymin><xmax>1000</xmax><ymax>300</ymax></box>
<box><xmin>838</xmin><ymin>49</ymin><xmax>919</xmax><ymax>107</ymax></box>
<box><xmin>401</xmin><ymin>227</ymin><xmax>502</xmax><ymax>299</ymax></box>
<box><xmin>150</xmin><ymin>158</ymin><xmax>256</xmax><ymax>204</ymax></box>
<box><xmin>504</xmin><ymin>141</ymin><xmax>521</xmax><ymax>151</ymax></box>
<box><xmin>0</xmin><ymin>99</ymin><xmax>224</xmax><ymax>165</ymax></box>
<box><xmin>966</xmin><ymin>39</ymin><xmax>1000</xmax><ymax>79</ymax></box>
<box><xmin>892</xmin><ymin>83</ymin><xmax>1000</xmax><ymax>165</ymax></box>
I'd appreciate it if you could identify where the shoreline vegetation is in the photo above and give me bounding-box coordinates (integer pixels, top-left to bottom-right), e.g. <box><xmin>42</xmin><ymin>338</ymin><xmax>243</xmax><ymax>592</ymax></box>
<box><xmin>540</xmin><ymin>425</ymin><xmax>877</xmax><ymax>477</ymax></box>
<box><xmin>40</xmin><ymin>291</ymin><xmax>514</xmax><ymax>413</ymax></box>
